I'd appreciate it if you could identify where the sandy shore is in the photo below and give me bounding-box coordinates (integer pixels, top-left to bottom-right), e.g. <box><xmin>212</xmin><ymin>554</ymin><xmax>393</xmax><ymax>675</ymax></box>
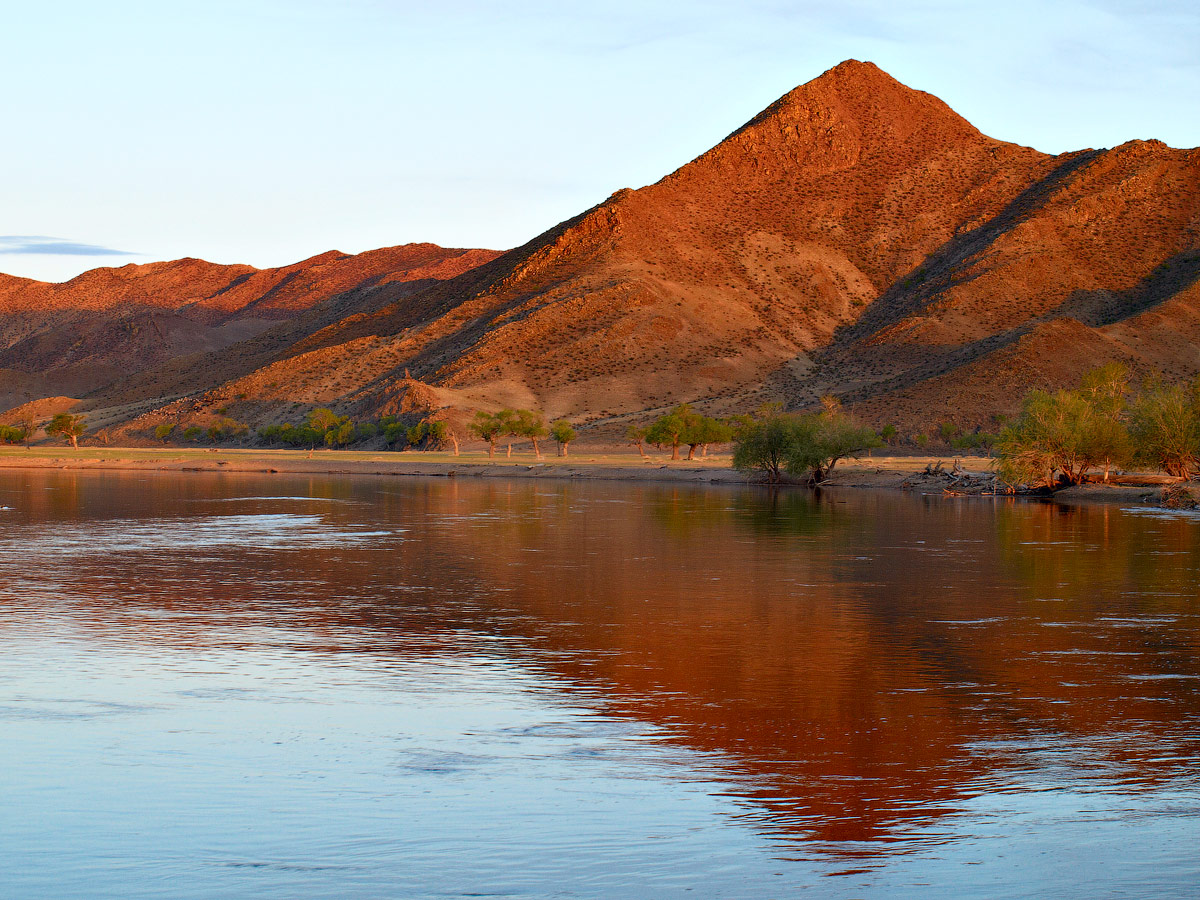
<box><xmin>0</xmin><ymin>447</ymin><xmax>1187</xmax><ymax>505</ymax></box>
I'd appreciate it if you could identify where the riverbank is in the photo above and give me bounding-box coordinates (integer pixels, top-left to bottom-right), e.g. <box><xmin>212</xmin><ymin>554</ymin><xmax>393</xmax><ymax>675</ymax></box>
<box><xmin>0</xmin><ymin>446</ymin><xmax>751</xmax><ymax>485</ymax></box>
<box><xmin>0</xmin><ymin>446</ymin><xmax>1190</xmax><ymax>506</ymax></box>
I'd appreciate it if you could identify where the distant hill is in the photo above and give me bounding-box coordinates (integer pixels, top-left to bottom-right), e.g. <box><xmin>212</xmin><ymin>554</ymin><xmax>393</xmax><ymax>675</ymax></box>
<box><xmin>4</xmin><ymin>60</ymin><xmax>1199</xmax><ymax>441</ymax></box>
<box><xmin>0</xmin><ymin>244</ymin><xmax>499</xmax><ymax>410</ymax></box>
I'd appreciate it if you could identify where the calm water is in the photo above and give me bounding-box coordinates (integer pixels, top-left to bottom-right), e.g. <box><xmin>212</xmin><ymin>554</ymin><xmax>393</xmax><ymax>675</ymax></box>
<box><xmin>1</xmin><ymin>471</ymin><xmax>1198</xmax><ymax>899</ymax></box>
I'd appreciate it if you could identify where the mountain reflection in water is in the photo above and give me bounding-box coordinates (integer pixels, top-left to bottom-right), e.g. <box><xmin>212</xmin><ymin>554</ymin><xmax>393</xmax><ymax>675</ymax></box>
<box><xmin>1</xmin><ymin>470</ymin><xmax>1198</xmax><ymax>897</ymax></box>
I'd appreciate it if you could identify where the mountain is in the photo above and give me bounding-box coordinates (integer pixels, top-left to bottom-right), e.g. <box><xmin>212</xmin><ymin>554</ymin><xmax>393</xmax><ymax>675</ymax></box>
<box><xmin>0</xmin><ymin>244</ymin><xmax>499</xmax><ymax>410</ymax></box>
<box><xmin>7</xmin><ymin>60</ymin><xmax>1200</xmax><ymax>439</ymax></box>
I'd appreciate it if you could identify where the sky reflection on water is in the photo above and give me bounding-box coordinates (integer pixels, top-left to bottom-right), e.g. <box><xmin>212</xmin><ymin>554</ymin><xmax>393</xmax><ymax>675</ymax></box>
<box><xmin>1</xmin><ymin>470</ymin><xmax>1198</xmax><ymax>898</ymax></box>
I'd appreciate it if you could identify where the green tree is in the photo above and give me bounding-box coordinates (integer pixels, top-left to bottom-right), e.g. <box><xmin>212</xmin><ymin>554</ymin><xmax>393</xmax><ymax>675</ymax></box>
<box><xmin>183</xmin><ymin>425</ymin><xmax>203</xmax><ymax>442</ymax></box>
<box><xmin>796</xmin><ymin>407</ymin><xmax>881</xmax><ymax>483</ymax></box>
<box><xmin>732</xmin><ymin>404</ymin><xmax>880</xmax><ymax>485</ymax></box>
<box><xmin>625</xmin><ymin>425</ymin><xmax>648</xmax><ymax>458</ymax></box>
<box><xmin>308</xmin><ymin>408</ymin><xmax>345</xmax><ymax>433</ymax></box>
<box><xmin>997</xmin><ymin>366</ymin><xmax>1135</xmax><ymax>488</ymax></box>
<box><xmin>683</xmin><ymin>416</ymin><xmax>734</xmax><ymax>459</ymax></box>
<box><xmin>550</xmin><ymin>420</ymin><xmax>577</xmax><ymax>457</ymax></box>
<box><xmin>470</xmin><ymin>411</ymin><xmax>504</xmax><ymax>458</ymax></box>
<box><xmin>646</xmin><ymin>405</ymin><xmax>694</xmax><ymax>460</ymax></box>
<box><xmin>154</xmin><ymin>423</ymin><xmax>176</xmax><ymax>443</ymax></box>
<box><xmin>405</xmin><ymin>422</ymin><xmax>428</xmax><ymax>448</ymax></box>
<box><xmin>880</xmin><ymin>424</ymin><xmax>898</xmax><ymax>445</ymax></box>
<box><xmin>324</xmin><ymin>420</ymin><xmax>356</xmax><ymax>447</ymax></box>
<box><xmin>46</xmin><ymin>413</ymin><xmax>86</xmax><ymax>449</ymax></box>
<box><xmin>512</xmin><ymin>409</ymin><xmax>548</xmax><ymax>459</ymax></box>
<box><xmin>731</xmin><ymin>409</ymin><xmax>802</xmax><ymax>483</ymax></box>
<box><xmin>1129</xmin><ymin>380</ymin><xmax>1200</xmax><ymax>478</ymax></box>
<box><xmin>383</xmin><ymin>422</ymin><xmax>407</xmax><ymax>445</ymax></box>
<box><xmin>425</xmin><ymin>420</ymin><xmax>453</xmax><ymax>452</ymax></box>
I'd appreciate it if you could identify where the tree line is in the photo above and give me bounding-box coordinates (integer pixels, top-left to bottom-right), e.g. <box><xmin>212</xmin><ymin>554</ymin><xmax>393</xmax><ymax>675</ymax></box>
<box><xmin>468</xmin><ymin>409</ymin><xmax>576</xmax><ymax>459</ymax></box>
<box><xmin>625</xmin><ymin>403</ymin><xmax>735</xmax><ymax>460</ymax></box>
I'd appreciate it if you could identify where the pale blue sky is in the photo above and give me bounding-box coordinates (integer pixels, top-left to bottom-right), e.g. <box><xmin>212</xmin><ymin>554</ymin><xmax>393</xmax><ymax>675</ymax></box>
<box><xmin>3</xmin><ymin>0</ymin><xmax>1197</xmax><ymax>282</ymax></box>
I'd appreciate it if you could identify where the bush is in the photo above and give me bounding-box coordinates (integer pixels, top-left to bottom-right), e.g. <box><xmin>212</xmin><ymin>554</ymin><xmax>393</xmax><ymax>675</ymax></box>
<box><xmin>154</xmin><ymin>423</ymin><xmax>175</xmax><ymax>443</ymax></box>
<box><xmin>733</xmin><ymin>405</ymin><xmax>880</xmax><ymax>485</ymax></box>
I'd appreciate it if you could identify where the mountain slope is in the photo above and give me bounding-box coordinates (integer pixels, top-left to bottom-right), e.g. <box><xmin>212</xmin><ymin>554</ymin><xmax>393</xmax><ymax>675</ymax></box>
<box><xmin>156</xmin><ymin>60</ymin><xmax>1064</xmax><ymax>425</ymax></box>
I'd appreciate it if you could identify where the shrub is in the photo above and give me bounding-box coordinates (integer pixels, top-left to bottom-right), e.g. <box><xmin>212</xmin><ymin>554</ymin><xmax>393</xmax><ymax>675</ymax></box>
<box><xmin>733</xmin><ymin>405</ymin><xmax>880</xmax><ymax>485</ymax></box>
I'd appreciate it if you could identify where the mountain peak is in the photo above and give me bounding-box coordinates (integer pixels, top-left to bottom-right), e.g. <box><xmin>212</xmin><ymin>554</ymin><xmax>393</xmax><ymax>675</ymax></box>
<box><xmin>713</xmin><ymin>59</ymin><xmax>983</xmax><ymax>164</ymax></box>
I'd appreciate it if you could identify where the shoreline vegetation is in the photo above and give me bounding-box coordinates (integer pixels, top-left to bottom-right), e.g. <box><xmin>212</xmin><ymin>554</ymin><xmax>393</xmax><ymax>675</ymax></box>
<box><xmin>0</xmin><ymin>445</ymin><xmax>1190</xmax><ymax>508</ymax></box>
<box><xmin>6</xmin><ymin>368</ymin><xmax>1199</xmax><ymax>508</ymax></box>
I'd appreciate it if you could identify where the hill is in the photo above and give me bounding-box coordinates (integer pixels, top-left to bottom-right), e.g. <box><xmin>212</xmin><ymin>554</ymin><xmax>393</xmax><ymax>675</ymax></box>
<box><xmin>0</xmin><ymin>244</ymin><xmax>499</xmax><ymax>410</ymax></box>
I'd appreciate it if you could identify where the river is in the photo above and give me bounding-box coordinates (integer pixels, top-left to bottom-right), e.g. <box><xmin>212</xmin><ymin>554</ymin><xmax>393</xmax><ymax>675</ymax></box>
<box><xmin>1</xmin><ymin>470</ymin><xmax>1198</xmax><ymax>898</ymax></box>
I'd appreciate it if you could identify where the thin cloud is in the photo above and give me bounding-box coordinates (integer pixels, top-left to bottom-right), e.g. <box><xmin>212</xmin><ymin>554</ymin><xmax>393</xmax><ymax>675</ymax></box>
<box><xmin>0</xmin><ymin>236</ymin><xmax>137</xmax><ymax>257</ymax></box>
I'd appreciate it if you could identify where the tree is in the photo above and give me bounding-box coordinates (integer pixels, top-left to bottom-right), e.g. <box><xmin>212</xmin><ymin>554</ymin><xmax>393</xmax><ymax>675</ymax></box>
<box><xmin>425</xmin><ymin>420</ymin><xmax>453</xmax><ymax>452</ymax></box>
<box><xmin>646</xmin><ymin>405</ymin><xmax>693</xmax><ymax>460</ymax></box>
<box><xmin>732</xmin><ymin>404</ymin><xmax>880</xmax><ymax>485</ymax></box>
<box><xmin>183</xmin><ymin>425</ymin><xmax>203</xmax><ymax>442</ymax></box>
<box><xmin>493</xmin><ymin>409</ymin><xmax>520</xmax><ymax>457</ymax></box>
<box><xmin>46</xmin><ymin>413</ymin><xmax>86</xmax><ymax>449</ymax></box>
<box><xmin>732</xmin><ymin>409</ymin><xmax>802</xmax><ymax>483</ymax></box>
<box><xmin>793</xmin><ymin>407</ymin><xmax>881</xmax><ymax>483</ymax></box>
<box><xmin>996</xmin><ymin>366</ymin><xmax>1135</xmax><ymax>489</ymax></box>
<box><xmin>324</xmin><ymin>420</ymin><xmax>356</xmax><ymax>447</ymax></box>
<box><xmin>308</xmin><ymin>408</ymin><xmax>345</xmax><ymax>433</ymax></box>
<box><xmin>154</xmin><ymin>423</ymin><xmax>175</xmax><ymax>443</ymax></box>
<box><xmin>512</xmin><ymin>409</ymin><xmax>548</xmax><ymax>459</ymax></box>
<box><xmin>383</xmin><ymin>421</ymin><xmax>407</xmax><ymax>446</ymax></box>
<box><xmin>880</xmin><ymin>424</ymin><xmax>898</xmax><ymax>445</ymax></box>
<box><xmin>683</xmin><ymin>415</ymin><xmax>734</xmax><ymax>459</ymax></box>
<box><xmin>470</xmin><ymin>411</ymin><xmax>504</xmax><ymax>458</ymax></box>
<box><xmin>551</xmin><ymin>420</ymin><xmax>577</xmax><ymax>457</ymax></box>
<box><xmin>626</xmin><ymin>425</ymin><xmax>648</xmax><ymax>459</ymax></box>
<box><xmin>1129</xmin><ymin>380</ymin><xmax>1200</xmax><ymax>478</ymax></box>
<box><xmin>206</xmin><ymin>418</ymin><xmax>249</xmax><ymax>444</ymax></box>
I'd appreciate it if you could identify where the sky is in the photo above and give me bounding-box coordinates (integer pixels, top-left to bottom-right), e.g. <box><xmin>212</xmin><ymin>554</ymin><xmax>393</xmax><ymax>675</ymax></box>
<box><xmin>2</xmin><ymin>0</ymin><xmax>1198</xmax><ymax>283</ymax></box>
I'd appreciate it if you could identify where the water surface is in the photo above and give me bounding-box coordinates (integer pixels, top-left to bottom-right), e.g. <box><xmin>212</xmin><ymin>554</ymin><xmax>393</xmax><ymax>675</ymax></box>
<box><xmin>1</xmin><ymin>471</ymin><xmax>1198</xmax><ymax>898</ymax></box>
